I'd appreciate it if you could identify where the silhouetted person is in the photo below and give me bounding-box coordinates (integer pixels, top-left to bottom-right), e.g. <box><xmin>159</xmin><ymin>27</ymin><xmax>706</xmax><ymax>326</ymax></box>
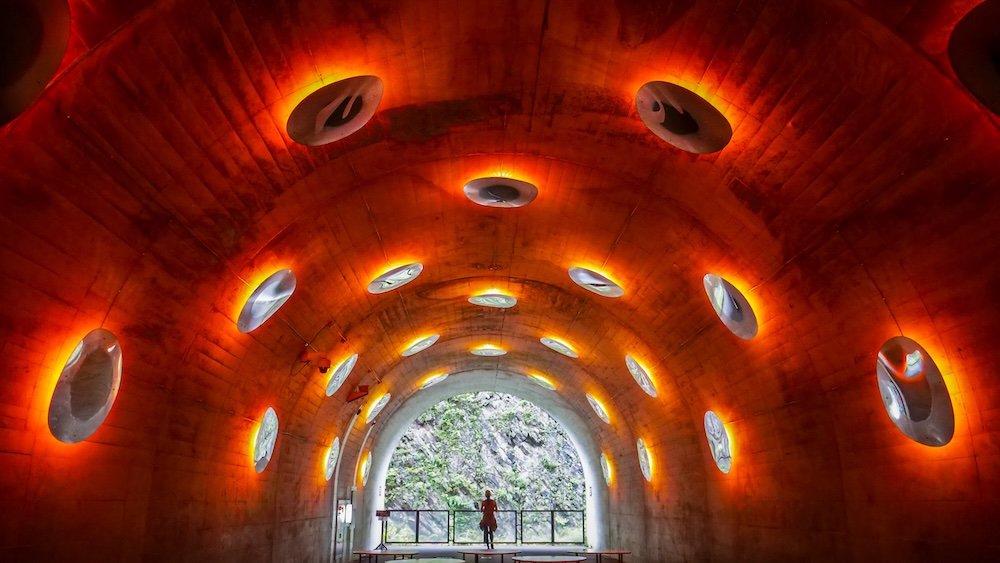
<box><xmin>479</xmin><ymin>490</ymin><xmax>498</xmax><ymax>549</ymax></box>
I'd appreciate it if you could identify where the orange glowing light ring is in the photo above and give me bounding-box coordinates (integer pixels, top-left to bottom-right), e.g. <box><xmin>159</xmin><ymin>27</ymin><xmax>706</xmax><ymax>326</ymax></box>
<box><xmin>253</xmin><ymin>407</ymin><xmax>279</xmax><ymax>473</ymax></box>
<box><xmin>285</xmin><ymin>75</ymin><xmax>384</xmax><ymax>146</ymax></box>
<box><xmin>568</xmin><ymin>266</ymin><xmax>625</xmax><ymax>298</ymax></box>
<box><xmin>527</xmin><ymin>373</ymin><xmax>556</xmax><ymax>390</ymax></box>
<box><xmin>875</xmin><ymin>336</ymin><xmax>954</xmax><ymax>447</ymax></box>
<box><xmin>637</xmin><ymin>438</ymin><xmax>653</xmax><ymax>482</ymax></box>
<box><xmin>324</xmin><ymin>436</ymin><xmax>342</xmax><ymax>481</ymax></box>
<box><xmin>703</xmin><ymin>273</ymin><xmax>758</xmax><ymax>340</ymax></box>
<box><xmin>471</xmin><ymin>344</ymin><xmax>506</xmax><ymax>357</ymax></box>
<box><xmin>600</xmin><ymin>453</ymin><xmax>613</xmax><ymax>486</ymax></box>
<box><xmin>625</xmin><ymin>355</ymin><xmax>657</xmax><ymax>397</ymax></box>
<box><xmin>401</xmin><ymin>334</ymin><xmax>440</xmax><ymax>357</ymax></box>
<box><xmin>367</xmin><ymin>263</ymin><xmax>423</xmax><ymax>294</ymax></box>
<box><xmin>468</xmin><ymin>292</ymin><xmax>518</xmax><ymax>308</ymax></box>
<box><xmin>635</xmin><ymin>81</ymin><xmax>733</xmax><ymax>154</ymax></box>
<box><xmin>47</xmin><ymin>328</ymin><xmax>123</xmax><ymax>444</ymax></box>
<box><xmin>326</xmin><ymin>353</ymin><xmax>359</xmax><ymax>396</ymax></box>
<box><xmin>463</xmin><ymin>176</ymin><xmax>539</xmax><ymax>208</ymax></box>
<box><xmin>704</xmin><ymin>411</ymin><xmax>732</xmax><ymax>474</ymax></box>
<box><xmin>540</xmin><ymin>336</ymin><xmax>579</xmax><ymax>359</ymax></box>
<box><xmin>237</xmin><ymin>269</ymin><xmax>297</xmax><ymax>333</ymax></box>
<box><xmin>419</xmin><ymin>373</ymin><xmax>449</xmax><ymax>389</ymax></box>
<box><xmin>365</xmin><ymin>393</ymin><xmax>391</xmax><ymax>424</ymax></box>
<box><xmin>359</xmin><ymin>451</ymin><xmax>372</xmax><ymax>486</ymax></box>
<box><xmin>586</xmin><ymin>394</ymin><xmax>610</xmax><ymax>424</ymax></box>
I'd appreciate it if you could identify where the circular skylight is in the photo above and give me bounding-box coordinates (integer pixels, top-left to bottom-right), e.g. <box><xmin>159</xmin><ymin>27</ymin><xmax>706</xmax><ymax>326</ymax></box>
<box><xmin>0</xmin><ymin>0</ymin><xmax>70</xmax><ymax>125</ymax></box>
<box><xmin>635</xmin><ymin>81</ymin><xmax>733</xmax><ymax>154</ymax></box>
<box><xmin>237</xmin><ymin>269</ymin><xmax>296</xmax><ymax>333</ymax></box>
<box><xmin>367</xmin><ymin>263</ymin><xmax>423</xmax><ymax>294</ymax></box>
<box><xmin>463</xmin><ymin>177</ymin><xmax>539</xmax><ymax>208</ymax></box>
<box><xmin>527</xmin><ymin>373</ymin><xmax>556</xmax><ymax>390</ymax></box>
<box><xmin>703</xmin><ymin>274</ymin><xmax>758</xmax><ymax>339</ymax></box>
<box><xmin>586</xmin><ymin>394</ymin><xmax>610</xmax><ymax>424</ymax></box>
<box><xmin>876</xmin><ymin>336</ymin><xmax>954</xmax><ymax>446</ymax></box>
<box><xmin>324</xmin><ymin>436</ymin><xmax>341</xmax><ymax>481</ymax></box>
<box><xmin>540</xmin><ymin>337</ymin><xmax>578</xmax><ymax>358</ymax></box>
<box><xmin>286</xmin><ymin>75</ymin><xmax>384</xmax><ymax>146</ymax></box>
<box><xmin>253</xmin><ymin>407</ymin><xmax>279</xmax><ymax>473</ymax></box>
<box><xmin>366</xmin><ymin>393</ymin><xmax>391</xmax><ymax>424</ymax></box>
<box><xmin>637</xmin><ymin>438</ymin><xmax>652</xmax><ymax>482</ymax></box>
<box><xmin>568</xmin><ymin>267</ymin><xmax>624</xmax><ymax>298</ymax></box>
<box><xmin>600</xmin><ymin>453</ymin><xmax>612</xmax><ymax>486</ymax></box>
<box><xmin>402</xmin><ymin>334</ymin><xmax>440</xmax><ymax>357</ymax></box>
<box><xmin>948</xmin><ymin>0</ymin><xmax>1000</xmax><ymax>116</ymax></box>
<box><xmin>47</xmin><ymin>328</ymin><xmax>123</xmax><ymax>444</ymax></box>
<box><xmin>704</xmin><ymin>411</ymin><xmax>732</xmax><ymax>474</ymax></box>
<box><xmin>326</xmin><ymin>353</ymin><xmax>358</xmax><ymax>397</ymax></box>
<box><xmin>420</xmin><ymin>373</ymin><xmax>449</xmax><ymax>389</ymax></box>
<box><xmin>625</xmin><ymin>355</ymin><xmax>657</xmax><ymax>397</ymax></box>
<box><xmin>468</xmin><ymin>293</ymin><xmax>517</xmax><ymax>309</ymax></box>
<box><xmin>471</xmin><ymin>344</ymin><xmax>506</xmax><ymax>357</ymax></box>
<box><xmin>361</xmin><ymin>452</ymin><xmax>372</xmax><ymax>486</ymax></box>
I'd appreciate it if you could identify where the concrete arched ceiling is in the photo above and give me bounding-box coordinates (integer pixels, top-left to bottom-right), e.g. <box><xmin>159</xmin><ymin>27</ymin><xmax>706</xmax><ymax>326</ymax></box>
<box><xmin>1</xmin><ymin>0</ymin><xmax>999</xmax><ymax>561</ymax></box>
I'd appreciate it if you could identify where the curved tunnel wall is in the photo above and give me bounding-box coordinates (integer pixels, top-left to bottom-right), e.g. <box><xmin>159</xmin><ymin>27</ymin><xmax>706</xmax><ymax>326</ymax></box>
<box><xmin>0</xmin><ymin>1</ymin><xmax>998</xmax><ymax>562</ymax></box>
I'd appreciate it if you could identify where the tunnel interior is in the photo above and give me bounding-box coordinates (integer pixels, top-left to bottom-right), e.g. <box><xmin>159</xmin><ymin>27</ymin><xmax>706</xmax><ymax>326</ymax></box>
<box><xmin>1</xmin><ymin>1</ymin><xmax>999</xmax><ymax>562</ymax></box>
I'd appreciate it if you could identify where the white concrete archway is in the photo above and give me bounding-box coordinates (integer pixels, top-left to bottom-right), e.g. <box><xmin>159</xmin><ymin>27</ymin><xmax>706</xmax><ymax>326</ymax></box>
<box><xmin>354</xmin><ymin>369</ymin><xmax>609</xmax><ymax>550</ymax></box>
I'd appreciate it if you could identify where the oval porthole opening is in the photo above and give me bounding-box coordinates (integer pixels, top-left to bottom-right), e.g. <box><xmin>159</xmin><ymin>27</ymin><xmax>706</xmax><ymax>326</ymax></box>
<box><xmin>366</xmin><ymin>393</ymin><xmax>391</xmax><ymax>424</ymax></box>
<box><xmin>586</xmin><ymin>394</ymin><xmax>610</xmax><ymax>424</ymax></box>
<box><xmin>703</xmin><ymin>274</ymin><xmax>758</xmax><ymax>339</ymax></box>
<box><xmin>324</xmin><ymin>436</ymin><xmax>341</xmax><ymax>481</ymax></box>
<box><xmin>625</xmin><ymin>355</ymin><xmax>657</xmax><ymax>397</ymax></box>
<box><xmin>253</xmin><ymin>407</ymin><xmax>279</xmax><ymax>473</ymax></box>
<box><xmin>527</xmin><ymin>373</ymin><xmax>556</xmax><ymax>390</ymax></box>
<box><xmin>463</xmin><ymin>177</ymin><xmax>538</xmax><ymax>208</ymax></box>
<box><xmin>704</xmin><ymin>411</ymin><xmax>732</xmax><ymax>474</ymax></box>
<box><xmin>948</xmin><ymin>0</ymin><xmax>1000</xmax><ymax>116</ymax></box>
<box><xmin>360</xmin><ymin>452</ymin><xmax>372</xmax><ymax>486</ymax></box>
<box><xmin>368</xmin><ymin>263</ymin><xmax>423</xmax><ymax>294</ymax></box>
<box><xmin>540</xmin><ymin>336</ymin><xmax>579</xmax><ymax>358</ymax></box>
<box><xmin>238</xmin><ymin>269</ymin><xmax>297</xmax><ymax>333</ymax></box>
<box><xmin>47</xmin><ymin>328</ymin><xmax>123</xmax><ymax>444</ymax></box>
<box><xmin>402</xmin><ymin>334</ymin><xmax>440</xmax><ymax>357</ymax></box>
<box><xmin>637</xmin><ymin>438</ymin><xmax>652</xmax><ymax>482</ymax></box>
<box><xmin>326</xmin><ymin>353</ymin><xmax>359</xmax><ymax>397</ymax></box>
<box><xmin>600</xmin><ymin>453</ymin><xmax>612</xmax><ymax>486</ymax></box>
<box><xmin>0</xmin><ymin>0</ymin><xmax>70</xmax><ymax>125</ymax></box>
<box><xmin>568</xmin><ymin>267</ymin><xmax>625</xmax><ymax>298</ymax></box>
<box><xmin>419</xmin><ymin>372</ymin><xmax>449</xmax><ymax>389</ymax></box>
<box><xmin>876</xmin><ymin>336</ymin><xmax>954</xmax><ymax>447</ymax></box>
<box><xmin>286</xmin><ymin>75</ymin><xmax>384</xmax><ymax>146</ymax></box>
<box><xmin>469</xmin><ymin>292</ymin><xmax>517</xmax><ymax>309</ymax></box>
<box><xmin>471</xmin><ymin>344</ymin><xmax>506</xmax><ymax>357</ymax></box>
<box><xmin>635</xmin><ymin>81</ymin><xmax>733</xmax><ymax>154</ymax></box>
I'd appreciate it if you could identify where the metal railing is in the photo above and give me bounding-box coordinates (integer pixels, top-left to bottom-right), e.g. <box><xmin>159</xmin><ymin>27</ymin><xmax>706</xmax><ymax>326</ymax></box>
<box><xmin>383</xmin><ymin>509</ymin><xmax>585</xmax><ymax>545</ymax></box>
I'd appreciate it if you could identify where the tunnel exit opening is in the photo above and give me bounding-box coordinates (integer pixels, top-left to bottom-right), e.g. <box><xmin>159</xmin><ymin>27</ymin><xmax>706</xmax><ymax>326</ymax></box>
<box><xmin>352</xmin><ymin>370</ymin><xmax>608</xmax><ymax>552</ymax></box>
<box><xmin>380</xmin><ymin>391</ymin><xmax>586</xmax><ymax>545</ymax></box>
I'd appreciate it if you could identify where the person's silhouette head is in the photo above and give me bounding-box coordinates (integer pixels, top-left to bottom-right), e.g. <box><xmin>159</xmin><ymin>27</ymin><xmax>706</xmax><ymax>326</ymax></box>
<box><xmin>485</xmin><ymin>490</ymin><xmax>492</xmax><ymax>498</ymax></box>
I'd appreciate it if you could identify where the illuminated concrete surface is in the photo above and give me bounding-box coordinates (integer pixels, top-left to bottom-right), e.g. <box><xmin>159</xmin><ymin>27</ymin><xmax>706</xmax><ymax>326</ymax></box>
<box><xmin>0</xmin><ymin>1</ymin><xmax>999</xmax><ymax>561</ymax></box>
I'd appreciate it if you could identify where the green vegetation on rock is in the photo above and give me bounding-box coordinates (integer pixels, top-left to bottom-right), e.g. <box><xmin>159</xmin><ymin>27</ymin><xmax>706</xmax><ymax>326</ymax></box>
<box><xmin>385</xmin><ymin>392</ymin><xmax>585</xmax><ymax>511</ymax></box>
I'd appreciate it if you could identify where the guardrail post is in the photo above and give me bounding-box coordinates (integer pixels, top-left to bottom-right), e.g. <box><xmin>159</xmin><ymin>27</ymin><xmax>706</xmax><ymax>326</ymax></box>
<box><xmin>550</xmin><ymin>510</ymin><xmax>555</xmax><ymax>544</ymax></box>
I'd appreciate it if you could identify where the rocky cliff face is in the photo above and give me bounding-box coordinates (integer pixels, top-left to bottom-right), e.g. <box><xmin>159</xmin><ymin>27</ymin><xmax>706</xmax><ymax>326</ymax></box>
<box><xmin>385</xmin><ymin>392</ymin><xmax>585</xmax><ymax>511</ymax></box>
